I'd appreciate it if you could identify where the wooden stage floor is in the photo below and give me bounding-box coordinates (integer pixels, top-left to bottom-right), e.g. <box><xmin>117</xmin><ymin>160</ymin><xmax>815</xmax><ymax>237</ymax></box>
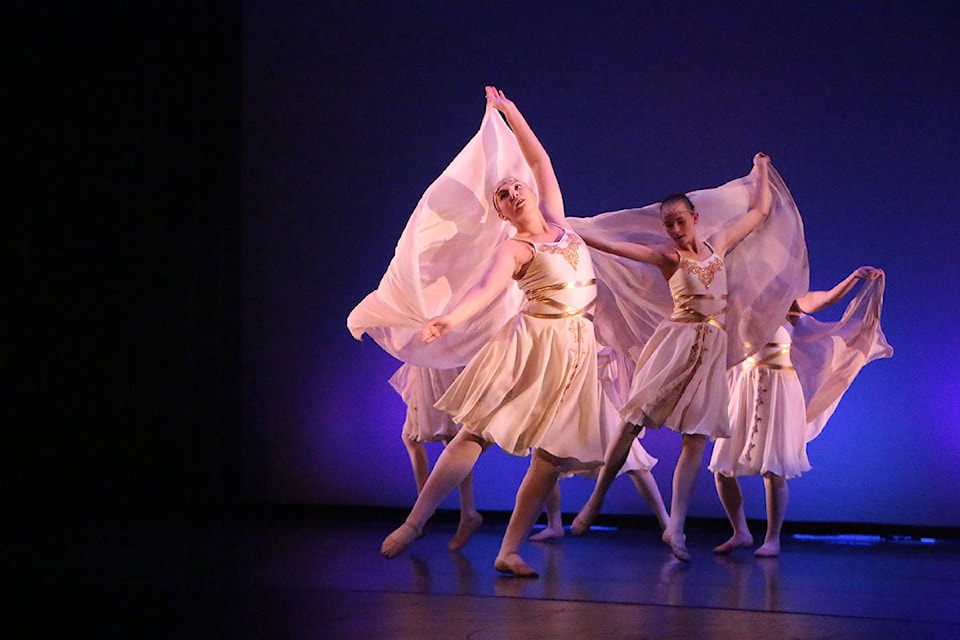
<box><xmin>6</xmin><ymin>507</ymin><xmax>959</xmax><ymax>638</ymax></box>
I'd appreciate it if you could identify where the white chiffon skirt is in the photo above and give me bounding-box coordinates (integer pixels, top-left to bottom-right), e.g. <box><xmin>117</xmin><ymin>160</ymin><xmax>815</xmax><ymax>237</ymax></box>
<box><xmin>709</xmin><ymin>366</ymin><xmax>811</xmax><ymax>479</ymax></box>
<box><xmin>620</xmin><ymin>320</ymin><xmax>731</xmax><ymax>440</ymax></box>
<box><xmin>436</xmin><ymin>314</ymin><xmax>605</xmax><ymax>473</ymax></box>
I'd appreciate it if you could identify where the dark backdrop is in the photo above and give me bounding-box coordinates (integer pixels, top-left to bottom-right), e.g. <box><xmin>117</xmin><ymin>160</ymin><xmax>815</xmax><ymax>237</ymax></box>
<box><xmin>12</xmin><ymin>2</ymin><xmax>241</xmax><ymax>516</ymax></box>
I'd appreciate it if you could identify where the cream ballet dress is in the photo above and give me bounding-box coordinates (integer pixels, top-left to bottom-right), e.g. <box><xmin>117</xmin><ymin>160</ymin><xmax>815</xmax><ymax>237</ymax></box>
<box><xmin>710</xmin><ymin>323</ymin><xmax>810</xmax><ymax>478</ymax></box>
<box><xmin>619</xmin><ymin>244</ymin><xmax>731</xmax><ymax>439</ymax></box>
<box><xmin>436</xmin><ymin>227</ymin><xmax>606</xmax><ymax>472</ymax></box>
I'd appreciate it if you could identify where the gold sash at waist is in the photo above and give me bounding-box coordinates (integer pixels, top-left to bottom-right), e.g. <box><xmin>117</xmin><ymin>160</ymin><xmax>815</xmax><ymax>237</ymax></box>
<box><xmin>672</xmin><ymin>293</ymin><xmax>727</xmax><ymax>331</ymax></box>
<box><xmin>745</xmin><ymin>362</ymin><xmax>795</xmax><ymax>371</ymax></box>
<box><xmin>743</xmin><ymin>341</ymin><xmax>791</xmax><ymax>350</ymax></box>
<box><xmin>744</xmin><ymin>342</ymin><xmax>793</xmax><ymax>370</ymax></box>
<box><xmin>523</xmin><ymin>278</ymin><xmax>597</xmax><ymax>320</ymax></box>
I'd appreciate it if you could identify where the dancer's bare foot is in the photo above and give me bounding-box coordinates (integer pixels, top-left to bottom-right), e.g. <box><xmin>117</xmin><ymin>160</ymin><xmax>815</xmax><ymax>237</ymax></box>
<box><xmin>662</xmin><ymin>530</ymin><xmax>690</xmax><ymax>562</ymax></box>
<box><xmin>529</xmin><ymin>524</ymin><xmax>564</xmax><ymax>542</ymax></box>
<box><xmin>447</xmin><ymin>511</ymin><xmax>483</xmax><ymax>551</ymax></box>
<box><xmin>493</xmin><ymin>552</ymin><xmax>539</xmax><ymax>578</ymax></box>
<box><xmin>713</xmin><ymin>532</ymin><xmax>754</xmax><ymax>555</ymax></box>
<box><xmin>380</xmin><ymin>521</ymin><xmax>422</xmax><ymax>559</ymax></box>
<box><xmin>754</xmin><ymin>540</ymin><xmax>781</xmax><ymax>557</ymax></box>
<box><xmin>571</xmin><ymin>498</ymin><xmax>601</xmax><ymax>535</ymax></box>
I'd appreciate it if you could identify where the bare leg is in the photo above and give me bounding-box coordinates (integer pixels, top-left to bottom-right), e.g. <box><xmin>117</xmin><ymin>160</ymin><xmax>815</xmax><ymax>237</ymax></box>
<box><xmin>529</xmin><ymin>481</ymin><xmax>564</xmax><ymax>541</ymax></box>
<box><xmin>661</xmin><ymin>433</ymin><xmax>707</xmax><ymax>562</ymax></box>
<box><xmin>626</xmin><ymin>469</ymin><xmax>670</xmax><ymax>531</ymax></box>
<box><xmin>755</xmin><ymin>473</ymin><xmax>788</xmax><ymax>557</ymax></box>
<box><xmin>447</xmin><ymin>437</ymin><xmax>484</xmax><ymax>550</ymax></box>
<box><xmin>381</xmin><ymin>430</ymin><xmax>488</xmax><ymax>558</ymax></box>
<box><xmin>494</xmin><ymin>450</ymin><xmax>562</xmax><ymax>577</ymax></box>
<box><xmin>572</xmin><ymin>421</ymin><xmax>638</xmax><ymax>534</ymax></box>
<box><xmin>402</xmin><ymin>437</ymin><xmax>430</xmax><ymax>492</ymax></box>
<box><xmin>712</xmin><ymin>472</ymin><xmax>754</xmax><ymax>554</ymax></box>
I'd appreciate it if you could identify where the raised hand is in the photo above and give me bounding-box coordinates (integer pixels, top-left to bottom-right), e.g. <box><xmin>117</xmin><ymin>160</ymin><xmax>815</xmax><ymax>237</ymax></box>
<box><xmin>485</xmin><ymin>85</ymin><xmax>516</xmax><ymax>113</ymax></box>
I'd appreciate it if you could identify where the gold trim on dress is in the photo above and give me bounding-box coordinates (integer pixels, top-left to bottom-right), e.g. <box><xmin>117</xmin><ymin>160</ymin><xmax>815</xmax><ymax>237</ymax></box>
<box><xmin>525</xmin><ymin>278</ymin><xmax>597</xmax><ymax>298</ymax></box>
<box><xmin>746</xmin><ymin>362</ymin><xmax>795</xmax><ymax>371</ymax></box>
<box><xmin>672</xmin><ymin>293</ymin><xmax>727</xmax><ymax>330</ymax></box>
<box><xmin>522</xmin><ymin>279</ymin><xmax>597</xmax><ymax>320</ymax></box>
<box><xmin>680</xmin><ymin>255</ymin><xmax>724</xmax><ymax>289</ymax></box>
<box><xmin>744</xmin><ymin>342</ymin><xmax>793</xmax><ymax>370</ymax></box>
<box><xmin>523</xmin><ymin>298</ymin><xmax>597</xmax><ymax>319</ymax></box>
<box><xmin>538</xmin><ymin>233</ymin><xmax>583</xmax><ymax>270</ymax></box>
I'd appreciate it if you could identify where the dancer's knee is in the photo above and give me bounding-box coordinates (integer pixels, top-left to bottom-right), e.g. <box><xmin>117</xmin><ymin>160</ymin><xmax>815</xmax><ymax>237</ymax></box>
<box><xmin>532</xmin><ymin>448</ymin><xmax>563</xmax><ymax>471</ymax></box>
<box><xmin>682</xmin><ymin>433</ymin><xmax>707</xmax><ymax>453</ymax></box>
<box><xmin>452</xmin><ymin>429</ymin><xmax>489</xmax><ymax>449</ymax></box>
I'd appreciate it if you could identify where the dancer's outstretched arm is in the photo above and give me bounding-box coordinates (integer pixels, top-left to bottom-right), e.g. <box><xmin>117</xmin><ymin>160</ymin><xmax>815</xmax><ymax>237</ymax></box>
<box><xmin>796</xmin><ymin>266</ymin><xmax>883</xmax><ymax>313</ymax></box>
<box><xmin>575</xmin><ymin>228</ymin><xmax>675</xmax><ymax>269</ymax></box>
<box><xmin>420</xmin><ymin>239</ymin><xmax>530</xmax><ymax>343</ymax></box>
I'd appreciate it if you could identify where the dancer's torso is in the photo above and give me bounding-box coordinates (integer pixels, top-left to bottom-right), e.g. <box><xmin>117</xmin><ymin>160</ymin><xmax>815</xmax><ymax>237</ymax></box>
<box><xmin>513</xmin><ymin>227</ymin><xmax>596</xmax><ymax>320</ymax></box>
<box><xmin>668</xmin><ymin>243</ymin><xmax>727</xmax><ymax>329</ymax></box>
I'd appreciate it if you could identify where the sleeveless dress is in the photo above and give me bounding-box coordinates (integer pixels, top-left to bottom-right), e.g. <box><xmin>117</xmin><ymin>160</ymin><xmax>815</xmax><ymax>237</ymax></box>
<box><xmin>710</xmin><ymin>274</ymin><xmax>893</xmax><ymax>478</ymax></box>
<box><xmin>388</xmin><ymin>364</ymin><xmax>462</xmax><ymax>443</ymax></box>
<box><xmin>619</xmin><ymin>244</ymin><xmax>731</xmax><ymax>439</ymax></box>
<box><xmin>435</xmin><ymin>227</ymin><xmax>606</xmax><ymax>472</ymax></box>
<box><xmin>709</xmin><ymin>323</ymin><xmax>811</xmax><ymax>478</ymax></box>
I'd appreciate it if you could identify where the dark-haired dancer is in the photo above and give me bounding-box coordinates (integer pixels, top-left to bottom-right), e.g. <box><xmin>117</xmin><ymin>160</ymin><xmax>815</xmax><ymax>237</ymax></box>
<box><xmin>572</xmin><ymin>155</ymin><xmax>777</xmax><ymax>561</ymax></box>
<box><xmin>710</xmin><ymin>266</ymin><xmax>892</xmax><ymax>556</ymax></box>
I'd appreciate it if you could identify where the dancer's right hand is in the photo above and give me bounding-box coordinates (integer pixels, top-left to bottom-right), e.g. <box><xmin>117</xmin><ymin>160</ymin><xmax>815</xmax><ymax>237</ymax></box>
<box><xmin>420</xmin><ymin>317</ymin><xmax>452</xmax><ymax>343</ymax></box>
<box><xmin>485</xmin><ymin>85</ymin><xmax>515</xmax><ymax>113</ymax></box>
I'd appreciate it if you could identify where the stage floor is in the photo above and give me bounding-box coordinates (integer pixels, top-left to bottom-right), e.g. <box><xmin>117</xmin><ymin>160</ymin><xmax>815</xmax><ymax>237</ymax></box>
<box><xmin>6</xmin><ymin>508</ymin><xmax>960</xmax><ymax>638</ymax></box>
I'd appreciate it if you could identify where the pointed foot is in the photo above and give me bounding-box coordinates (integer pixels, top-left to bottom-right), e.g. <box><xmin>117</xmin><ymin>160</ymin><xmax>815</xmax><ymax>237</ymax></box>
<box><xmin>380</xmin><ymin>521</ymin><xmax>422</xmax><ymax>559</ymax></box>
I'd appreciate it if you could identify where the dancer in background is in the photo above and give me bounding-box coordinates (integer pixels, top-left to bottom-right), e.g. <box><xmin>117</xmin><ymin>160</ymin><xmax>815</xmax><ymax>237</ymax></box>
<box><xmin>572</xmin><ymin>153</ymin><xmax>779</xmax><ymax>561</ymax></box>
<box><xmin>376</xmin><ymin>86</ymin><xmax>606</xmax><ymax>577</ymax></box>
<box><xmin>710</xmin><ymin>266</ymin><xmax>892</xmax><ymax>557</ymax></box>
<box><xmin>389</xmin><ymin>363</ymin><xmax>481</xmax><ymax>550</ymax></box>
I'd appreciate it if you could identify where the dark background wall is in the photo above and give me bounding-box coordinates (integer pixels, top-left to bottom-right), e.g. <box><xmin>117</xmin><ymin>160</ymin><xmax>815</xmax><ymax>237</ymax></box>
<box><xmin>12</xmin><ymin>2</ymin><xmax>241</xmax><ymax>516</ymax></box>
<box><xmin>12</xmin><ymin>2</ymin><xmax>959</xmax><ymax>529</ymax></box>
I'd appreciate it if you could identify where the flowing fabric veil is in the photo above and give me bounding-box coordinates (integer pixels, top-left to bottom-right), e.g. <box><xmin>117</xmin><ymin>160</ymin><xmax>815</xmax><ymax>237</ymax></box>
<box><xmin>347</xmin><ymin>106</ymin><xmax>532</xmax><ymax>368</ymax></box>
<box><xmin>568</xmin><ymin>164</ymin><xmax>811</xmax><ymax>369</ymax></box>
<box><xmin>791</xmin><ymin>274</ymin><xmax>893</xmax><ymax>441</ymax></box>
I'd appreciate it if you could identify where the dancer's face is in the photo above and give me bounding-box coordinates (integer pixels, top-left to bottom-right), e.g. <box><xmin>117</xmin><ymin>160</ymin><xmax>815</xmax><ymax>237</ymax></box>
<box><xmin>661</xmin><ymin>203</ymin><xmax>698</xmax><ymax>246</ymax></box>
<box><xmin>493</xmin><ymin>178</ymin><xmax>536</xmax><ymax>221</ymax></box>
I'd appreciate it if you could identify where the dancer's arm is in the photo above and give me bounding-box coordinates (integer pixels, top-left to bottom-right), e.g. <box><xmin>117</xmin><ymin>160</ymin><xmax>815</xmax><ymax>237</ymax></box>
<box><xmin>420</xmin><ymin>240</ymin><xmax>530</xmax><ymax>343</ymax></box>
<box><xmin>575</xmin><ymin>229</ymin><xmax>674</xmax><ymax>268</ymax></box>
<box><xmin>795</xmin><ymin>266</ymin><xmax>883</xmax><ymax>313</ymax></box>
<box><xmin>486</xmin><ymin>86</ymin><xmax>565</xmax><ymax>227</ymax></box>
<box><xmin>711</xmin><ymin>153</ymin><xmax>772</xmax><ymax>255</ymax></box>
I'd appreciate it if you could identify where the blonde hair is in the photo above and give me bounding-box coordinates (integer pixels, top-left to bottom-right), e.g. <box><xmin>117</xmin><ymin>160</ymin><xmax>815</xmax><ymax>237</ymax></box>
<box><xmin>491</xmin><ymin>176</ymin><xmax>520</xmax><ymax>213</ymax></box>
